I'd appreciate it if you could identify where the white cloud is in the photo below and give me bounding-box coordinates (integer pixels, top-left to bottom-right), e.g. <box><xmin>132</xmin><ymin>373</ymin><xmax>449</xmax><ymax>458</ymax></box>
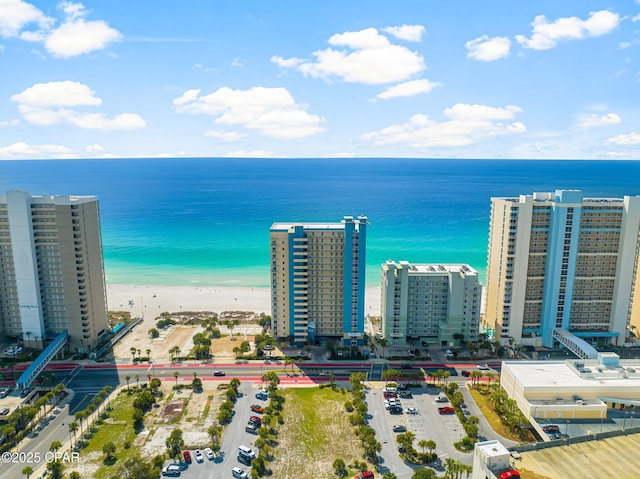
<box><xmin>376</xmin><ymin>79</ymin><xmax>441</xmax><ymax>100</ymax></box>
<box><xmin>224</xmin><ymin>150</ymin><xmax>274</xmax><ymax>158</ymax></box>
<box><xmin>382</xmin><ymin>25</ymin><xmax>425</xmax><ymax>42</ymax></box>
<box><xmin>12</xmin><ymin>81</ymin><xmax>146</xmax><ymax>130</ymax></box>
<box><xmin>466</xmin><ymin>35</ymin><xmax>511</xmax><ymax>61</ymax></box>
<box><xmin>45</xmin><ymin>2</ymin><xmax>122</xmax><ymax>58</ymax></box>
<box><xmin>575</xmin><ymin>112</ymin><xmax>621</xmax><ymax>128</ymax></box>
<box><xmin>11</xmin><ymin>80</ymin><xmax>102</xmax><ymax>107</ymax></box>
<box><xmin>174</xmin><ymin>86</ymin><xmax>325</xmax><ymax>139</ymax></box>
<box><xmin>231</xmin><ymin>58</ymin><xmax>245</xmax><ymax>67</ymax></box>
<box><xmin>444</xmin><ymin>103</ymin><xmax>522</xmax><ymax>120</ymax></box>
<box><xmin>0</xmin><ymin>119</ymin><xmax>20</xmax><ymax>127</ymax></box>
<box><xmin>1</xmin><ymin>1</ymin><xmax>121</xmax><ymax>57</ymax></box>
<box><xmin>516</xmin><ymin>10</ymin><xmax>620</xmax><ymax>50</ymax></box>
<box><xmin>0</xmin><ymin>0</ymin><xmax>53</xmax><ymax>38</ymax></box>
<box><xmin>0</xmin><ymin>141</ymin><xmax>75</xmax><ymax>159</ymax></box>
<box><xmin>606</xmin><ymin>132</ymin><xmax>640</xmax><ymax>145</ymax></box>
<box><xmin>633</xmin><ymin>13</ymin><xmax>640</xmax><ymax>22</ymax></box>
<box><xmin>361</xmin><ymin>103</ymin><xmax>526</xmax><ymax>148</ymax></box>
<box><xmin>272</xmin><ymin>27</ymin><xmax>425</xmax><ymax>84</ymax></box>
<box><xmin>204</xmin><ymin>130</ymin><xmax>246</xmax><ymax>141</ymax></box>
<box><xmin>86</xmin><ymin>143</ymin><xmax>104</xmax><ymax>153</ymax></box>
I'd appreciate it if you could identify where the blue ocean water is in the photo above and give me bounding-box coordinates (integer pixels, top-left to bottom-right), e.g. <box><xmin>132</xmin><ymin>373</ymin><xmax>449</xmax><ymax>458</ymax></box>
<box><xmin>1</xmin><ymin>158</ymin><xmax>639</xmax><ymax>287</ymax></box>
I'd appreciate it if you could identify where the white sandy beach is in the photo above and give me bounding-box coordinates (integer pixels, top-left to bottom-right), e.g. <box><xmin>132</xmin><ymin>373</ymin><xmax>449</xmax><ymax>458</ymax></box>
<box><xmin>106</xmin><ymin>284</ymin><xmax>382</xmax><ymax>317</ymax></box>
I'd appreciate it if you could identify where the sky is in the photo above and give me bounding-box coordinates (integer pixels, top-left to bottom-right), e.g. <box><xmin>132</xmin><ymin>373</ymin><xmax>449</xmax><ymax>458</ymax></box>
<box><xmin>0</xmin><ymin>0</ymin><xmax>640</xmax><ymax>160</ymax></box>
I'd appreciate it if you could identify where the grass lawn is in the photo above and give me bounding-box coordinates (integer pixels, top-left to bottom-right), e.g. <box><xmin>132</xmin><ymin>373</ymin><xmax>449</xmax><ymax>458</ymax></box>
<box><xmin>270</xmin><ymin>387</ymin><xmax>369</xmax><ymax>478</ymax></box>
<box><xmin>72</xmin><ymin>391</ymin><xmax>145</xmax><ymax>479</ymax></box>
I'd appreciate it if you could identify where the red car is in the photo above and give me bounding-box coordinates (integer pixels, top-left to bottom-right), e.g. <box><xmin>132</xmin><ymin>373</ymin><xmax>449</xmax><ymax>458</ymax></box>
<box><xmin>183</xmin><ymin>450</ymin><xmax>192</xmax><ymax>463</ymax></box>
<box><xmin>250</xmin><ymin>405</ymin><xmax>264</xmax><ymax>413</ymax></box>
<box><xmin>438</xmin><ymin>406</ymin><xmax>455</xmax><ymax>415</ymax></box>
<box><xmin>249</xmin><ymin>415</ymin><xmax>262</xmax><ymax>425</ymax></box>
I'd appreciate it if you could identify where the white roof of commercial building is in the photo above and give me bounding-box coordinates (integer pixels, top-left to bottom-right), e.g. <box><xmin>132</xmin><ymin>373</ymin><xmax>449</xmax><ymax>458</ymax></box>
<box><xmin>383</xmin><ymin>261</ymin><xmax>478</xmax><ymax>275</ymax></box>
<box><xmin>504</xmin><ymin>360</ymin><xmax>640</xmax><ymax>390</ymax></box>
<box><xmin>270</xmin><ymin>222</ymin><xmax>345</xmax><ymax>230</ymax></box>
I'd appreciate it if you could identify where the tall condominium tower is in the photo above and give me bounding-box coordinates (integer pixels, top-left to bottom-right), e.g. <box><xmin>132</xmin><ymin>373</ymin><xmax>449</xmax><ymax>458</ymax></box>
<box><xmin>270</xmin><ymin>216</ymin><xmax>368</xmax><ymax>346</ymax></box>
<box><xmin>0</xmin><ymin>190</ymin><xmax>109</xmax><ymax>353</ymax></box>
<box><xmin>381</xmin><ymin>261</ymin><xmax>481</xmax><ymax>347</ymax></box>
<box><xmin>485</xmin><ymin>190</ymin><xmax>640</xmax><ymax>348</ymax></box>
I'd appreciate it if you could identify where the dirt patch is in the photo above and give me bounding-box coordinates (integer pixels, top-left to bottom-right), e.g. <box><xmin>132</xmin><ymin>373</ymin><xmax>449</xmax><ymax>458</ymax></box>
<box><xmin>162</xmin><ymin>399</ymin><xmax>185</xmax><ymax>422</ymax></box>
<box><xmin>103</xmin><ymin>417</ymin><xmax>126</xmax><ymax>425</ymax></box>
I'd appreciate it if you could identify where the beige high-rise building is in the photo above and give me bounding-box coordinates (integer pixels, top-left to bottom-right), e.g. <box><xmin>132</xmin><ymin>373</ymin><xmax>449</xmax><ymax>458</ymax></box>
<box><xmin>0</xmin><ymin>190</ymin><xmax>109</xmax><ymax>353</ymax></box>
<box><xmin>270</xmin><ymin>216</ymin><xmax>368</xmax><ymax>346</ymax></box>
<box><xmin>380</xmin><ymin>261</ymin><xmax>481</xmax><ymax>347</ymax></box>
<box><xmin>485</xmin><ymin>190</ymin><xmax>640</xmax><ymax>349</ymax></box>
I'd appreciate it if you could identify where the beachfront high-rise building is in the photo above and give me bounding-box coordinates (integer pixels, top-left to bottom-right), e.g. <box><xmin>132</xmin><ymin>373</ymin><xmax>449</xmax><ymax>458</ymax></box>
<box><xmin>0</xmin><ymin>190</ymin><xmax>109</xmax><ymax>353</ymax></box>
<box><xmin>270</xmin><ymin>216</ymin><xmax>368</xmax><ymax>346</ymax></box>
<box><xmin>485</xmin><ymin>190</ymin><xmax>640</xmax><ymax>348</ymax></box>
<box><xmin>380</xmin><ymin>261</ymin><xmax>481</xmax><ymax>348</ymax></box>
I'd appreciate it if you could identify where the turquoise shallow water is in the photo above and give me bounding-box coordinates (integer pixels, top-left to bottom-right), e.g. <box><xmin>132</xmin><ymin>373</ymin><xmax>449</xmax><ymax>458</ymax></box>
<box><xmin>1</xmin><ymin>158</ymin><xmax>639</xmax><ymax>287</ymax></box>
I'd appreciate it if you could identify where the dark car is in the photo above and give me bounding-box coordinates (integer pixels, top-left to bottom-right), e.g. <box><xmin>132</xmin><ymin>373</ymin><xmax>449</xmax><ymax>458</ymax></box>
<box><xmin>183</xmin><ymin>450</ymin><xmax>192</xmax><ymax>463</ymax></box>
<box><xmin>398</xmin><ymin>390</ymin><xmax>412</xmax><ymax>398</ymax></box>
<box><xmin>392</xmin><ymin>425</ymin><xmax>406</xmax><ymax>433</ymax></box>
<box><xmin>237</xmin><ymin>454</ymin><xmax>252</xmax><ymax>466</ymax></box>
<box><xmin>389</xmin><ymin>406</ymin><xmax>403</xmax><ymax>415</ymax></box>
<box><xmin>213</xmin><ymin>370</ymin><xmax>225</xmax><ymax>376</ymax></box>
<box><xmin>249</xmin><ymin>415</ymin><xmax>262</xmax><ymax>425</ymax></box>
<box><xmin>461</xmin><ymin>370</ymin><xmax>471</xmax><ymax>377</ymax></box>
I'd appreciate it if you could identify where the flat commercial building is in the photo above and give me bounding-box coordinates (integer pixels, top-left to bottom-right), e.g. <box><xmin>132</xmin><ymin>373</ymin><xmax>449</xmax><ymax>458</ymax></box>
<box><xmin>380</xmin><ymin>261</ymin><xmax>481</xmax><ymax>347</ymax></box>
<box><xmin>485</xmin><ymin>190</ymin><xmax>640</xmax><ymax>348</ymax></box>
<box><xmin>0</xmin><ymin>190</ymin><xmax>109</xmax><ymax>353</ymax></box>
<box><xmin>501</xmin><ymin>355</ymin><xmax>640</xmax><ymax>424</ymax></box>
<box><xmin>270</xmin><ymin>216</ymin><xmax>367</xmax><ymax>345</ymax></box>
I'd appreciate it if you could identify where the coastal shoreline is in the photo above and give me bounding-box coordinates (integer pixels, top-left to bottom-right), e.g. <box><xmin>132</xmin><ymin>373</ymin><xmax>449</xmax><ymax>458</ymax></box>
<box><xmin>106</xmin><ymin>284</ymin><xmax>382</xmax><ymax>317</ymax></box>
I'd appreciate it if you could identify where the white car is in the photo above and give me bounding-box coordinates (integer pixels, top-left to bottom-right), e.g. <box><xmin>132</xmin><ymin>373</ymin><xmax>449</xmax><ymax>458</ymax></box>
<box><xmin>161</xmin><ymin>464</ymin><xmax>180</xmax><ymax>476</ymax></box>
<box><xmin>232</xmin><ymin>467</ymin><xmax>248</xmax><ymax>478</ymax></box>
<box><xmin>194</xmin><ymin>449</ymin><xmax>203</xmax><ymax>463</ymax></box>
<box><xmin>203</xmin><ymin>447</ymin><xmax>215</xmax><ymax>460</ymax></box>
<box><xmin>477</xmin><ymin>364</ymin><xmax>490</xmax><ymax>370</ymax></box>
<box><xmin>404</xmin><ymin>407</ymin><xmax>418</xmax><ymax>415</ymax></box>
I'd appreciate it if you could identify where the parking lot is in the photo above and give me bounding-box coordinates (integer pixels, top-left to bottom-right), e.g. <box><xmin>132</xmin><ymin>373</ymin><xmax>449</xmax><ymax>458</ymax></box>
<box><xmin>366</xmin><ymin>385</ymin><xmax>472</xmax><ymax>478</ymax></box>
<box><xmin>161</xmin><ymin>381</ymin><xmax>264</xmax><ymax>478</ymax></box>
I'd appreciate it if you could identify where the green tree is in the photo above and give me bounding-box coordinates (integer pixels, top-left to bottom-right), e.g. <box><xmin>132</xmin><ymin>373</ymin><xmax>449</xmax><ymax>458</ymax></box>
<box><xmin>125</xmin><ymin>374</ymin><xmax>131</xmax><ymax>391</ymax></box>
<box><xmin>382</xmin><ymin>473</ymin><xmax>398</xmax><ymax>479</ymax></box>
<box><xmin>46</xmin><ymin>460</ymin><xmax>64</xmax><ymax>479</ymax></box>
<box><xmin>21</xmin><ymin>466</ymin><xmax>33</xmax><ymax>479</ymax></box>
<box><xmin>192</xmin><ymin>377</ymin><xmax>203</xmax><ymax>391</ymax></box>
<box><xmin>69</xmin><ymin>473</ymin><xmax>81</xmax><ymax>479</ymax></box>
<box><xmin>49</xmin><ymin>440</ymin><xmax>63</xmax><ymax>452</ymax></box>
<box><xmin>412</xmin><ymin>469</ymin><xmax>437</xmax><ymax>479</ymax></box>
<box><xmin>149</xmin><ymin>328</ymin><xmax>159</xmax><ymax>339</ymax></box>
<box><xmin>102</xmin><ymin>441</ymin><xmax>116</xmax><ymax>460</ymax></box>
<box><xmin>207</xmin><ymin>425</ymin><xmax>222</xmax><ymax>450</ymax></box>
<box><xmin>332</xmin><ymin>458</ymin><xmax>346</xmax><ymax>476</ymax></box>
<box><xmin>166</xmin><ymin>428</ymin><xmax>184</xmax><ymax>458</ymax></box>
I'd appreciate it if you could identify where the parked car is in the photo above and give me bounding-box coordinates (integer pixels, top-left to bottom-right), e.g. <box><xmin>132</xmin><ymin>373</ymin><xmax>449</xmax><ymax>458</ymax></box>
<box><xmin>232</xmin><ymin>467</ymin><xmax>248</xmax><ymax>478</ymax></box>
<box><xmin>461</xmin><ymin>370</ymin><xmax>471</xmax><ymax>377</ymax></box>
<box><xmin>237</xmin><ymin>454</ymin><xmax>252</xmax><ymax>466</ymax></box>
<box><xmin>238</xmin><ymin>445</ymin><xmax>256</xmax><ymax>460</ymax></box>
<box><xmin>245</xmin><ymin>422</ymin><xmax>258</xmax><ymax>434</ymax></box>
<box><xmin>389</xmin><ymin>406</ymin><xmax>403</xmax><ymax>415</ymax></box>
<box><xmin>249</xmin><ymin>415</ymin><xmax>262</xmax><ymax>425</ymax></box>
<box><xmin>213</xmin><ymin>370</ymin><xmax>226</xmax><ymax>376</ymax></box>
<box><xmin>438</xmin><ymin>406</ymin><xmax>455</xmax><ymax>414</ymax></box>
<box><xmin>182</xmin><ymin>450</ymin><xmax>192</xmax><ymax>463</ymax></box>
<box><xmin>392</xmin><ymin>425</ymin><xmax>406</xmax><ymax>433</ymax></box>
<box><xmin>404</xmin><ymin>407</ymin><xmax>418</xmax><ymax>415</ymax></box>
<box><xmin>194</xmin><ymin>449</ymin><xmax>203</xmax><ymax>463</ymax></box>
<box><xmin>203</xmin><ymin>447</ymin><xmax>215</xmax><ymax>460</ymax></box>
<box><xmin>354</xmin><ymin>472</ymin><xmax>374</xmax><ymax>479</ymax></box>
<box><xmin>162</xmin><ymin>464</ymin><xmax>181</xmax><ymax>476</ymax></box>
<box><xmin>255</xmin><ymin>392</ymin><xmax>268</xmax><ymax>400</ymax></box>
<box><xmin>250</xmin><ymin>404</ymin><xmax>265</xmax><ymax>413</ymax></box>
<box><xmin>398</xmin><ymin>390</ymin><xmax>412</xmax><ymax>398</ymax></box>
<box><xmin>435</xmin><ymin>396</ymin><xmax>448</xmax><ymax>403</ymax></box>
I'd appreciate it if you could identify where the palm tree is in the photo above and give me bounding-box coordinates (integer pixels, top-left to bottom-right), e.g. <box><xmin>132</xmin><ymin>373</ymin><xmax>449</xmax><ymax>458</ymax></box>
<box><xmin>486</xmin><ymin>372</ymin><xmax>495</xmax><ymax>390</ymax></box>
<box><xmin>74</xmin><ymin>411</ymin><xmax>86</xmax><ymax>438</ymax></box>
<box><xmin>130</xmin><ymin>347</ymin><xmax>137</xmax><ymax>362</ymax></box>
<box><xmin>173</xmin><ymin>370</ymin><xmax>179</xmax><ymax>388</ymax></box>
<box><xmin>417</xmin><ymin>439</ymin><xmax>429</xmax><ymax>454</ymax></box>
<box><xmin>146</xmin><ymin>348</ymin><xmax>151</xmax><ymax>360</ymax></box>
<box><xmin>49</xmin><ymin>440</ymin><xmax>63</xmax><ymax>453</ymax></box>
<box><xmin>125</xmin><ymin>374</ymin><xmax>131</xmax><ymax>391</ymax></box>
<box><xmin>69</xmin><ymin>421</ymin><xmax>78</xmax><ymax>447</ymax></box>
<box><xmin>22</xmin><ymin>466</ymin><xmax>33</xmax><ymax>478</ymax></box>
<box><xmin>135</xmin><ymin>374</ymin><xmax>140</xmax><ymax>389</ymax></box>
<box><xmin>470</xmin><ymin>370</ymin><xmax>483</xmax><ymax>388</ymax></box>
